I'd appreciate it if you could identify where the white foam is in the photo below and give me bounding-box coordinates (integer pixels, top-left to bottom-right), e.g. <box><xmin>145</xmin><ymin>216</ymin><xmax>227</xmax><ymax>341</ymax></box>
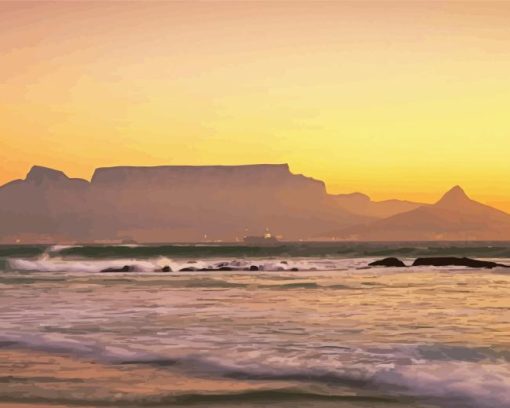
<box><xmin>47</xmin><ymin>244</ymin><xmax>82</xmax><ymax>253</ymax></box>
<box><xmin>6</xmin><ymin>256</ymin><xmax>357</xmax><ymax>273</ymax></box>
<box><xmin>176</xmin><ymin>350</ymin><xmax>510</xmax><ymax>407</ymax></box>
<box><xmin>376</xmin><ymin>362</ymin><xmax>510</xmax><ymax>407</ymax></box>
<box><xmin>8</xmin><ymin>257</ymin><xmax>159</xmax><ymax>273</ymax></box>
<box><xmin>1</xmin><ymin>331</ymin><xmax>509</xmax><ymax>407</ymax></box>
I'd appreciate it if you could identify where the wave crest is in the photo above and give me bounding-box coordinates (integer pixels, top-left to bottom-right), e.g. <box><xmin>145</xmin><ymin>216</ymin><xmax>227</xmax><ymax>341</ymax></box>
<box><xmin>2</xmin><ymin>333</ymin><xmax>509</xmax><ymax>407</ymax></box>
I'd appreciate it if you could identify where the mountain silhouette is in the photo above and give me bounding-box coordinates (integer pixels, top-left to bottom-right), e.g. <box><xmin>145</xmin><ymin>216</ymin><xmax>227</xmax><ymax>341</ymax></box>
<box><xmin>335</xmin><ymin>185</ymin><xmax>510</xmax><ymax>240</ymax></box>
<box><xmin>2</xmin><ymin>167</ymin><xmax>509</xmax><ymax>243</ymax></box>
<box><xmin>0</xmin><ymin>164</ymin><xmax>368</xmax><ymax>243</ymax></box>
<box><xmin>436</xmin><ymin>185</ymin><xmax>470</xmax><ymax>206</ymax></box>
<box><xmin>333</xmin><ymin>192</ymin><xmax>423</xmax><ymax>218</ymax></box>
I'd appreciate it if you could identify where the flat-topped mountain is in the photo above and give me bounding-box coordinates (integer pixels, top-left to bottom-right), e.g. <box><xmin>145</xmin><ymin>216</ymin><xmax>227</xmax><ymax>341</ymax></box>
<box><xmin>336</xmin><ymin>186</ymin><xmax>510</xmax><ymax>240</ymax></box>
<box><xmin>91</xmin><ymin>164</ymin><xmax>318</xmax><ymax>187</ymax></box>
<box><xmin>0</xmin><ymin>164</ymin><xmax>366</xmax><ymax>243</ymax></box>
<box><xmin>3</xmin><ymin>166</ymin><xmax>509</xmax><ymax>243</ymax></box>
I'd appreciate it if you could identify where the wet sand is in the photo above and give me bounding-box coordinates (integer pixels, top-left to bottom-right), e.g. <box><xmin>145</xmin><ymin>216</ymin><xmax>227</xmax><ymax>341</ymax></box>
<box><xmin>0</xmin><ymin>349</ymin><xmax>291</xmax><ymax>407</ymax></box>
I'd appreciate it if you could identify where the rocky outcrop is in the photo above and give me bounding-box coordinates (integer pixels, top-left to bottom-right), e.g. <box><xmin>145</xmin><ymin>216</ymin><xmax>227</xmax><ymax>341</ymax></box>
<box><xmin>369</xmin><ymin>257</ymin><xmax>406</xmax><ymax>267</ymax></box>
<box><xmin>100</xmin><ymin>265</ymin><xmax>134</xmax><ymax>273</ymax></box>
<box><xmin>412</xmin><ymin>257</ymin><xmax>509</xmax><ymax>269</ymax></box>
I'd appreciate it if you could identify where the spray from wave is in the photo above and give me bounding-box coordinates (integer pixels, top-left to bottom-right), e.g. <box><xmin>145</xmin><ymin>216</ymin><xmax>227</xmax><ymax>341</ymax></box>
<box><xmin>5</xmin><ymin>256</ymin><xmax>360</xmax><ymax>273</ymax></box>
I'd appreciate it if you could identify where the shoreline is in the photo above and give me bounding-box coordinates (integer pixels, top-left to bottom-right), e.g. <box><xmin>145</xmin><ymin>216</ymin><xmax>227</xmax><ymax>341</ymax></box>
<box><xmin>0</xmin><ymin>349</ymin><xmax>289</xmax><ymax>407</ymax></box>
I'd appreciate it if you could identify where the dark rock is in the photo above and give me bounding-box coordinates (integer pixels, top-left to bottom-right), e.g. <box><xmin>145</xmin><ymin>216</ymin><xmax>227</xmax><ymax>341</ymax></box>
<box><xmin>121</xmin><ymin>239</ymin><xmax>138</xmax><ymax>245</ymax></box>
<box><xmin>369</xmin><ymin>257</ymin><xmax>406</xmax><ymax>267</ymax></box>
<box><xmin>249</xmin><ymin>265</ymin><xmax>259</xmax><ymax>271</ymax></box>
<box><xmin>290</xmin><ymin>267</ymin><xmax>299</xmax><ymax>271</ymax></box>
<box><xmin>101</xmin><ymin>265</ymin><xmax>133</xmax><ymax>273</ymax></box>
<box><xmin>281</xmin><ymin>261</ymin><xmax>288</xmax><ymax>264</ymax></box>
<box><xmin>161</xmin><ymin>266</ymin><xmax>172</xmax><ymax>272</ymax></box>
<box><xmin>412</xmin><ymin>257</ymin><xmax>510</xmax><ymax>269</ymax></box>
<box><xmin>218</xmin><ymin>266</ymin><xmax>233</xmax><ymax>271</ymax></box>
<box><xmin>179</xmin><ymin>267</ymin><xmax>198</xmax><ymax>271</ymax></box>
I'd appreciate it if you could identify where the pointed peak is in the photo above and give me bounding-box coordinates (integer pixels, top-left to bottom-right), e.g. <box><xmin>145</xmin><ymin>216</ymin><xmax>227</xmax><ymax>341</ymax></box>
<box><xmin>436</xmin><ymin>185</ymin><xmax>471</xmax><ymax>206</ymax></box>
<box><xmin>26</xmin><ymin>165</ymin><xmax>68</xmax><ymax>184</ymax></box>
<box><xmin>444</xmin><ymin>185</ymin><xmax>468</xmax><ymax>198</ymax></box>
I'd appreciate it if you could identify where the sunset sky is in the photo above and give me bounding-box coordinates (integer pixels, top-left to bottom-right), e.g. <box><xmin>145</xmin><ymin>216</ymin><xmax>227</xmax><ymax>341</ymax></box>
<box><xmin>1</xmin><ymin>1</ymin><xmax>510</xmax><ymax>209</ymax></box>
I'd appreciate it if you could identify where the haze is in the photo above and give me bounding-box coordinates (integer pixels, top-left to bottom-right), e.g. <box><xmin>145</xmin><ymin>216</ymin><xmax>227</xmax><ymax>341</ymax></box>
<box><xmin>1</xmin><ymin>1</ymin><xmax>510</xmax><ymax>209</ymax></box>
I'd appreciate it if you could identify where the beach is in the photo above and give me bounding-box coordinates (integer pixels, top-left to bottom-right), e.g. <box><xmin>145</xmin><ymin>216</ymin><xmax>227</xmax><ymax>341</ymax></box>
<box><xmin>1</xmin><ymin>244</ymin><xmax>510</xmax><ymax>407</ymax></box>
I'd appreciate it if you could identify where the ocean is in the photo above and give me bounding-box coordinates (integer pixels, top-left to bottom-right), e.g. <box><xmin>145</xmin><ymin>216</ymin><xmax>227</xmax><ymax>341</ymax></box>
<box><xmin>1</xmin><ymin>243</ymin><xmax>509</xmax><ymax>408</ymax></box>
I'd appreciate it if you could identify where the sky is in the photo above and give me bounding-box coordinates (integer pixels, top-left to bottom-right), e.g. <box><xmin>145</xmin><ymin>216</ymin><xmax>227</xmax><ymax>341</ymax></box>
<box><xmin>1</xmin><ymin>1</ymin><xmax>510</xmax><ymax>209</ymax></box>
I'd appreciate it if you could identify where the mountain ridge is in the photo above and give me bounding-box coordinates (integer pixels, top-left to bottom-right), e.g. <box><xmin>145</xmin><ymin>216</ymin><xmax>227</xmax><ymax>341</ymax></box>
<box><xmin>0</xmin><ymin>164</ymin><xmax>364</xmax><ymax>243</ymax></box>
<box><xmin>334</xmin><ymin>185</ymin><xmax>510</xmax><ymax>241</ymax></box>
<box><xmin>332</xmin><ymin>192</ymin><xmax>424</xmax><ymax>218</ymax></box>
<box><xmin>2</xmin><ymin>165</ymin><xmax>510</xmax><ymax>243</ymax></box>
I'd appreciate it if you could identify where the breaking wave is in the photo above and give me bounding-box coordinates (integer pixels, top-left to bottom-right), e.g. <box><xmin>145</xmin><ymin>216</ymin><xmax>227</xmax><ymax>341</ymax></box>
<box><xmin>1</xmin><ymin>332</ymin><xmax>509</xmax><ymax>407</ymax></box>
<box><xmin>4</xmin><ymin>242</ymin><xmax>510</xmax><ymax>260</ymax></box>
<box><xmin>4</xmin><ymin>256</ymin><xmax>357</xmax><ymax>273</ymax></box>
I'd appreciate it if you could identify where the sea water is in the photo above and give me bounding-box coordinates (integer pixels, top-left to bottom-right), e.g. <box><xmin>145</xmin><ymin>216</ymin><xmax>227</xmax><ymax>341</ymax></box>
<box><xmin>0</xmin><ymin>243</ymin><xmax>509</xmax><ymax>407</ymax></box>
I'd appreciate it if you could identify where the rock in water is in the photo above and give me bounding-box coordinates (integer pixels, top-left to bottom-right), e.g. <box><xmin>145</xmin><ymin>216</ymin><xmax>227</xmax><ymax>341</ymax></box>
<box><xmin>369</xmin><ymin>257</ymin><xmax>406</xmax><ymax>267</ymax></box>
<box><xmin>412</xmin><ymin>257</ymin><xmax>509</xmax><ymax>269</ymax></box>
<box><xmin>249</xmin><ymin>265</ymin><xmax>259</xmax><ymax>271</ymax></box>
<box><xmin>161</xmin><ymin>266</ymin><xmax>172</xmax><ymax>272</ymax></box>
<box><xmin>101</xmin><ymin>265</ymin><xmax>133</xmax><ymax>273</ymax></box>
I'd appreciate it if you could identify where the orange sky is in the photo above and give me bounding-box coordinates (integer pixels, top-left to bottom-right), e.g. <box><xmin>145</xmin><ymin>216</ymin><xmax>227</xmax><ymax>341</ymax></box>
<box><xmin>1</xmin><ymin>1</ymin><xmax>510</xmax><ymax>209</ymax></box>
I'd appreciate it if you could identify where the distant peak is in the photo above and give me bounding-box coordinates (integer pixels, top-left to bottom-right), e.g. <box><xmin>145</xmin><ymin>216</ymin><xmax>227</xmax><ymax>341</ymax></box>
<box><xmin>436</xmin><ymin>185</ymin><xmax>471</xmax><ymax>206</ymax></box>
<box><xmin>334</xmin><ymin>192</ymin><xmax>371</xmax><ymax>201</ymax></box>
<box><xmin>444</xmin><ymin>185</ymin><xmax>468</xmax><ymax>198</ymax></box>
<box><xmin>347</xmin><ymin>192</ymin><xmax>370</xmax><ymax>200</ymax></box>
<box><xmin>26</xmin><ymin>165</ymin><xmax>68</xmax><ymax>184</ymax></box>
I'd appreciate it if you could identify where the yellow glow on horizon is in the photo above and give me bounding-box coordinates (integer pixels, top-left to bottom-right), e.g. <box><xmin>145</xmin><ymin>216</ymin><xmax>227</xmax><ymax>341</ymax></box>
<box><xmin>1</xmin><ymin>2</ymin><xmax>510</xmax><ymax>211</ymax></box>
